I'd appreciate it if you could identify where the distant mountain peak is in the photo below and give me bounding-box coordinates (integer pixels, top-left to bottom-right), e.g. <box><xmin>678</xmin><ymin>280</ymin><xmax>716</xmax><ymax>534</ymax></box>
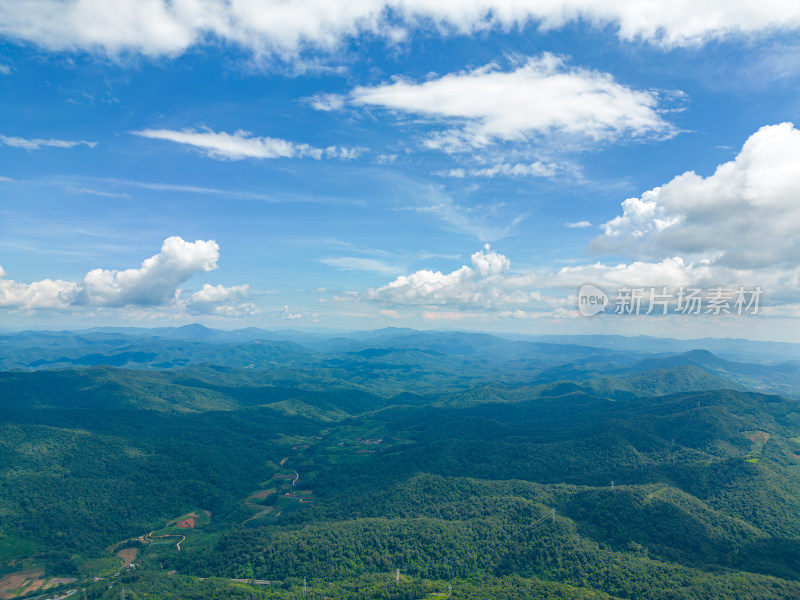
<box><xmin>164</xmin><ymin>323</ymin><xmax>217</xmax><ymax>339</ymax></box>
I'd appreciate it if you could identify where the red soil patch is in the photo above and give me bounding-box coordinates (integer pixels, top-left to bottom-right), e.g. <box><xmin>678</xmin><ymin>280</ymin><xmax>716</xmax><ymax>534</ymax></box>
<box><xmin>0</xmin><ymin>570</ymin><xmax>50</xmax><ymax>600</ymax></box>
<box><xmin>117</xmin><ymin>548</ymin><xmax>138</xmax><ymax>566</ymax></box>
<box><xmin>176</xmin><ymin>518</ymin><xmax>195</xmax><ymax>529</ymax></box>
<box><xmin>250</xmin><ymin>490</ymin><xmax>275</xmax><ymax>499</ymax></box>
<box><xmin>167</xmin><ymin>511</ymin><xmax>199</xmax><ymax>527</ymax></box>
<box><xmin>744</xmin><ymin>431</ymin><xmax>770</xmax><ymax>444</ymax></box>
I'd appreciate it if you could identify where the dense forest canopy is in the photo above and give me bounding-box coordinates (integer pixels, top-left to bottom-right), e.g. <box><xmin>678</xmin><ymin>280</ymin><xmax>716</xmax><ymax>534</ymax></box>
<box><xmin>1</xmin><ymin>327</ymin><xmax>800</xmax><ymax>600</ymax></box>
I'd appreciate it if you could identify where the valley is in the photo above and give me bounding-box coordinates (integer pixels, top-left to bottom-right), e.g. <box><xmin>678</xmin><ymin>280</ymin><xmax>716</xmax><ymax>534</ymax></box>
<box><xmin>1</xmin><ymin>327</ymin><xmax>800</xmax><ymax>599</ymax></box>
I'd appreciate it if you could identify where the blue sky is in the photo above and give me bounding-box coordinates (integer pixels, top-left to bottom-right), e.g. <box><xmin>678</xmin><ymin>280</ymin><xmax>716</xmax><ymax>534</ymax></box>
<box><xmin>1</xmin><ymin>1</ymin><xmax>800</xmax><ymax>340</ymax></box>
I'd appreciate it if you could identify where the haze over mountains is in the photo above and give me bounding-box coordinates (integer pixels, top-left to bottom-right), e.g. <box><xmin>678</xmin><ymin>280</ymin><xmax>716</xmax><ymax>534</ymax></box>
<box><xmin>2</xmin><ymin>325</ymin><xmax>798</xmax><ymax>398</ymax></box>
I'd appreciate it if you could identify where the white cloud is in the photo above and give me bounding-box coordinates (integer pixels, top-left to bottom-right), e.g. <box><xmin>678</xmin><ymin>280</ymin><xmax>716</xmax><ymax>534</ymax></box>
<box><xmin>376</xmin><ymin>153</ymin><xmax>398</xmax><ymax>164</ymax></box>
<box><xmin>0</xmin><ymin>237</ymin><xmax>256</xmax><ymax>315</ymax></box>
<box><xmin>367</xmin><ymin>244</ymin><xmax>547</xmax><ymax>309</ymax></box>
<box><xmin>79</xmin><ymin>236</ymin><xmax>219</xmax><ymax>306</ymax></box>
<box><xmin>68</xmin><ymin>187</ymin><xmax>131</xmax><ymax>198</ymax></box>
<box><xmin>351</xmin><ymin>54</ymin><xmax>674</xmax><ymax>151</ymax></box>
<box><xmin>0</xmin><ymin>63</ymin><xmax>10</xmax><ymax>75</ymax></box>
<box><xmin>187</xmin><ymin>283</ymin><xmax>260</xmax><ymax>316</ymax></box>
<box><xmin>0</xmin><ymin>175</ymin><xmax>14</xmax><ymax>182</ymax></box>
<box><xmin>306</xmin><ymin>92</ymin><xmax>346</xmax><ymax>111</ymax></box>
<box><xmin>366</xmin><ymin>124</ymin><xmax>800</xmax><ymax>317</ymax></box>
<box><xmin>280</xmin><ymin>305</ymin><xmax>302</xmax><ymax>320</ymax></box>
<box><xmin>395</xmin><ymin>185</ymin><xmax>527</xmax><ymax>242</ymax></box>
<box><xmin>321</xmin><ymin>257</ymin><xmax>403</xmax><ymax>275</ymax></box>
<box><xmin>551</xmin><ymin>257</ymin><xmax>705</xmax><ymax>290</ymax></box>
<box><xmin>0</xmin><ymin>267</ymin><xmax>81</xmax><ymax>310</ymax></box>
<box><xmin>95</xmin><ymin>178</ymin><xmax>277</xmax><ymax>201</ymax></box>
<box><xmin>133</xmin><ymin>127</ymin><xmax>359</xmax><ymax>161</ymax></box>
<box><xmin>437</xmin><ymin>160</ymin><xmax>565</xmax><ymax>178</ymax></box>
<box><xmin>566</xmin><ymin>221</ymin><xmax>592</xmax><ymax>228</ymax></box>
<box><xmin>1</xmin><ymin>1</ymin><xmax>798</xmax><ymax>60</ymax></box>
<box><xmin>594</xmin><ymin>122</ymin><xmax>800</xmax><ymax>269</ymax></box>
<box><xmin>0</xmin><ymin>134</ymin><xmax>96</xmax><ymax>150</ymax></box>
<box><xmin>324</xmin><ymin>145</ymin><xmax>368</xmax><ymax>159</ymax></box>
<box><xmin>367</xmin><ymin>246</ymin><xmax>800</xmax><ymax>316</ymax></box>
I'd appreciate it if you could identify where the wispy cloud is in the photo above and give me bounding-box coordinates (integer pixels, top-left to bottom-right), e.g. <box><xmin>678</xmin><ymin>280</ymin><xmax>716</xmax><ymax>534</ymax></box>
<box><xmin>85</xmin><ymin>178</ymin><xmax>277</xmax><ymax>203</ymax></box>
<box><xmin>68</xmin><ymin>187</ymin><xmax>131</xmax><ymax>199</ymax></box>
<box><xmin>0</xmin><ymin>134</ymin><xmax>96</xmax><ymax>150</ymax></box>
<box><xmin>132</xmin><ymin>127</ymin><xmax>363</xmax><ymax>161</ymax></box>
<box><xmin>318</xmin><ymin>239</ymin><xmax>398</xmax><ymax>259</ymax></box>
<box><xmin>101</xmin><ymin>179</ymin><xmax>243</xmax><ymax>196</ymax></box>
<box><xmin>396</xmin><ymin>185</ymin><xmax>526</xmax><ymax>242</ymax></box>
<box><xmin>320</xmin><ymin>257</ymin><xmax>404</xmax><ymax>276</ymax></box>
<box><xmin>566</xmin><ymin>221</ymin><xmax>592</xmax><ymax>228</ymax></box>
<box><xmin>437</xmin><ymin>160</ymin><xmax>568</xmax><ymax>179</ymax></box>
<box><xmin>376</xmin><ymin>154</ymin><xmax>398</xmax><ymax>164</ymax></box>
<box><xmin>304</xmin><ymin>93</ymin><xmax>346</xmax><ymax>111</ymax></box>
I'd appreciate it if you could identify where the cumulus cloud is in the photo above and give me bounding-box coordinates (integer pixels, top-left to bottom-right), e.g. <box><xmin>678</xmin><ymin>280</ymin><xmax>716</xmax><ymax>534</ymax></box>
<box><xmin>367</xmin><ymin>247</ymin><xmax>800</xmax><ymax>316</ymax></box>
<box><xmin>79</xmin><ymin>237</ymin><xmax>219</xmax><ymax>307</ymax></box>
<box><xmin>186</xmin><ymin>283</ymin><xmax>259</xmax><ymax>316</ymax></box>
<box><xmin>133</xmin><ymin>128</ymin><xmax>359</xmax><ymax>161</ymax></box>
<box><xmin>594</xmin><ymin>122</ymin><xmax>800</xmax><ymax>269</ymax></box>
<box><xmin>0</xmin><ymin>134</ymin><xmax>96</xmax><ymax>150</ymax></box>
<box><xmin>0</xmin><ymin>267</ymin><xmax>81</xmax><ymax>310</ymax></box>
<box><xmin>351</xmin><ymin>54</ymin><xmax>674</xmax><ymax>151</ymax></box>
<box><xmin>280</xmin><ymin>305</ymin><xmax>302</xmax><ymax>320</ymax></box>
<box><xmin>0</xmin><ymin>1</ymin><xmax>798</xmax><ymax>60</ymax></box>
<box><xmin>364</xmin><ymin>122</ymin><xmax>800</xmax><ymax>318</ymax></box>
<box><xmin>367</xmin><ymin>244</ymin><xmax>546</xmax><ymax>309</ymax></box>
<box><xmin>0</xmin><ymin>236</ymin><xmax>256</xmax><ymax>315</ymax></box>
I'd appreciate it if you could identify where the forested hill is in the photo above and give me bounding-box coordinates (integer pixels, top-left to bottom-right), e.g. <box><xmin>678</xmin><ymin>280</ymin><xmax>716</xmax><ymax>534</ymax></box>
<box><xmin>1</xmin><ymin>328</ymin><xmax>800</xmax><ymax>599</ymax></box>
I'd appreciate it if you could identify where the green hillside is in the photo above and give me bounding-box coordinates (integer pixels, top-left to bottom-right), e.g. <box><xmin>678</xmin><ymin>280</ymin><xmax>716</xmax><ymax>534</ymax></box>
<box><xmin>1</xmin><ymin>332</ymin><xmax>799</xmax><ymax>599</ymax></box>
